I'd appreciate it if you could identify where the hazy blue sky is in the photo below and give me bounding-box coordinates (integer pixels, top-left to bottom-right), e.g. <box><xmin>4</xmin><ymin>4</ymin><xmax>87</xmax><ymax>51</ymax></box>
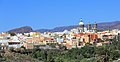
<box><xmin>0</xmin><ymin>0</ymin><xmax>120</xmax><ymax>32</ymax></box>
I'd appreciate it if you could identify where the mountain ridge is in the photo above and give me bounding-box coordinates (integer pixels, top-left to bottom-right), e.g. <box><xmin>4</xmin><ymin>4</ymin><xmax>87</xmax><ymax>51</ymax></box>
<box><xmin>8</xmin><ymin>26</ymin><xmax>33</xmax><ymax>33</ymax></box>
<box><xmin>8</xmin><ymin>21</ymin><xmax>120</xmax><ymax>33</ymax></box>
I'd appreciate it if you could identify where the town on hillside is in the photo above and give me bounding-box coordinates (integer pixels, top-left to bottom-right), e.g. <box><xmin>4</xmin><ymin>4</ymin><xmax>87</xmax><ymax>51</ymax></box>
<box><xmin>0</xmin><ymin>18</ymin><xmax>120</xmax><ymax>50</ymax></box>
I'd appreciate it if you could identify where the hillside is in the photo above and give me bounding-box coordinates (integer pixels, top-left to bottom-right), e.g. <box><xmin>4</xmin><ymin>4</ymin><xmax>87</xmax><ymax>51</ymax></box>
<box><xmin>8</xmin><ymin>26</ymin><xmax>33</xmax><ymax>33</ymax></box>
<box><xmin>8</xmin><ymin>21</ymin><xmax>120</xmax><ymax>33</ymax></box>
<box><xmin>36</xmin><ymin>21</ymin><xmax>120</xmax><ymax>33</ymax></box>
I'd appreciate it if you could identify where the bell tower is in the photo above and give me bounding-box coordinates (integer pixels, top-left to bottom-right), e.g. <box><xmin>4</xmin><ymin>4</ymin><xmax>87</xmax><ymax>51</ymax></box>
<box><xmin>94</xmin><ymin>22</ymin><xmax>97</xmax><ymax>33</ymax></box>
<box><xmin>87</xmin><ymin>22</ymin><xmax>91</xmax><ymax>31</ymax></box>
<box><xmin>79</xmin><ymin>18</ymin><xmax>84</xmax><ymax>32</ymax></box>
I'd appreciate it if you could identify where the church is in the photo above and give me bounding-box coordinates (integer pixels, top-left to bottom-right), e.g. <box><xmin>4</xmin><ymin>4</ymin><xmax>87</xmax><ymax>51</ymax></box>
<box><xmin>78</xmin><ymin>18</ymin><xmax>97</xmax><ymax>33</ymax></box>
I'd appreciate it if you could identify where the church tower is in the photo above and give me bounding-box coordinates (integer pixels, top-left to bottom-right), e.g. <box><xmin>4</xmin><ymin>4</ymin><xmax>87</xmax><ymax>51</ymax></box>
<box><xmin>93</xmin><ymin>22</ymin><xmax>97</xmax><ymax>33</ymax></box>
<box><xmin>87</xmin><ymin>22</ymin><xmax>91</xmax><ymax>31</ymax></box>
<box><xmin>79</xmin><ymin>18</ymin><xmax>84</xmax><ymax>32</ymax></box>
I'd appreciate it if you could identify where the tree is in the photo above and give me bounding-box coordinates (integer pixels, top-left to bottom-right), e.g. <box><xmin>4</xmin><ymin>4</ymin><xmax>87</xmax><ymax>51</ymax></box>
<box><xmin>9</xmin><ymin>47</ymin><xmax>15</xmax><ymax>52</ymax></box>
<box><xmin>9</xmin><ymin>32</ymin><xmax>16</xmax><ymax>36</ymax></box>
<box><xmin>20</xmin><ymin>46</ymin><xmax>26</xmax><ymax>49</ymax></box>
<box><xmin>47</xmin><ymin>52</ymin><xmax>54</xmax><ymax>62</ymax></box>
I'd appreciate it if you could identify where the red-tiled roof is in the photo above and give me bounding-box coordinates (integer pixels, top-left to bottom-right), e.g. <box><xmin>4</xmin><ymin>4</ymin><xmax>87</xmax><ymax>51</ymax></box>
<box><xmin>74</xmin><ymin>33</ymin><xmax>84</xmax><ymax>37</ymax></box>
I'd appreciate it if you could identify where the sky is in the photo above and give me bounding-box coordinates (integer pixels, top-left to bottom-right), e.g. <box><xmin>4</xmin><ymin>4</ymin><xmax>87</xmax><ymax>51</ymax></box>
<box><xmin>0</xmin><ymin>0</ymin><xmax>120</xmax><ymax>32</ymax></box>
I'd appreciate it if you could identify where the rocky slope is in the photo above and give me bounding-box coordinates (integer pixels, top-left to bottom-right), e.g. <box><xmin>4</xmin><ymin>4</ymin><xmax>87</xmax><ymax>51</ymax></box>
<box><xmin>8</xmin><ymin>26</ymin><xmax>33</xmax><ymax>33</ymax></box>
<box><xmin>8</xmin><ymin>21</ymin><xmax>120</xmax><ymax>33</ymax></box>
<box><xmin>36</xmin><ymin>21</ymin><xmax>120</xmax><ymax>33</ymax></box>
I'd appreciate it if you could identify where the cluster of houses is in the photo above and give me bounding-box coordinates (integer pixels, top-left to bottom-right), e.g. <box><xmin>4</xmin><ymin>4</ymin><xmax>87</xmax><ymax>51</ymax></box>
<box><xmin>0</xmin><ymin>19</ymin><xmax>120</xmax><ymax>49</ymax></box>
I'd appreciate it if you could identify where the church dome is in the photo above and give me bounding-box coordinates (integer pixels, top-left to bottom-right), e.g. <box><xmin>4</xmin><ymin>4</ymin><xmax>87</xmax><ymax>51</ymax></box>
<box><xmin>79</xmin><ymin>21</ymin><xmax>84</xmax><ymax>25</ymax></box>
<box><xmin>79</xmin><ymin>18</ymin><xmax>84</xmax><ymax>25</ymax></box>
